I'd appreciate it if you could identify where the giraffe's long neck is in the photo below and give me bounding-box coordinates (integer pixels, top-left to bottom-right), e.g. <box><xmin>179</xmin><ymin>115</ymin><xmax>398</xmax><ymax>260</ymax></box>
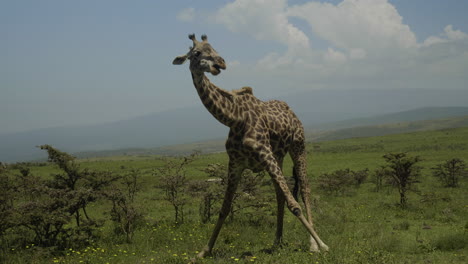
<box><xmin>191</xmin><ymin>72</ymin><xmax>239</xmax><ymax>127</ymax></box>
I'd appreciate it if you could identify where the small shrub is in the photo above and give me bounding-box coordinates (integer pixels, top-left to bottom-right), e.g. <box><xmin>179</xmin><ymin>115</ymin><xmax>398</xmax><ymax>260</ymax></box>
<box><xmin>14</xmin><ymin>187</ymin><xmax>73</xmax><ymax>249</ymax></box>
<box><xmin>231</xmin><ymin>170</ymin><xmax>271</xmax><ymax>222</ymax></box>
<box><xmin>432</xmin><ymin>232</ymin><xmax>468</xmax><ymax>251</ymax></box>
<box><xmin>393</xmin><ymin>221</ymin><xmax>410</xmax><ymax>231</ymax></box>
<box><xmin>381</xmin><ymin>153</ymin><xmax>422</xmax><ymax>208</ymax></box>
<box><xmin>432</xmin><ymin>158</ymin><xmax>467</xmax><ymax>188</ymax></box>
<box><xmin>317</xmin><ymin>170</ymin><xmax>352</xmax><ymax>195</ymax></box>
<box><xmin>195</xmin><ymin>163</ymin><xmax>226</xmax><ymax>223</ymax></box>
<box><xmin>104</xmin><ymin>169</ymin><xmax>144</xmax><ymax>243</ymax></box>
<box><xmin>317</xmin><ymin>168</ymin><xmax>368</xmax><ymax>196</ymax></box>
<box><xmin>439</xmin><ymin>207</ymin><xmax>456</xmax><ymax>223</ymax></box>
<box><xmin>0</xmin><ymin>166</ymin><xmax>16</xmax><ymax>239</ymax></box>
<box><xmin>372</xmin><ymin>166</ymin><xmax>393</xmax><ymax>192</ymax></box>
<box><xmin>197</xmin><ymin>181</ymin><xmax>220</xmax><ymax>224</ymax></box>
<box><xmin>197</xmin><ymin>163</ymin><xmax>272</xmax><ymax>223</ymax></box>
<box><xmin>155</xmin><ymin>152</ymin><xmax>198</xmax><ymax>224</ymax></box>
<box><xmin>352</xmin><ymin>168</ymin><xmax>369</xmax><ymax>186</ymax></box>
<box><xmin>419</xmin><ymin>192</ymin><xmax>451</xmax><ymax>206</ymax></box>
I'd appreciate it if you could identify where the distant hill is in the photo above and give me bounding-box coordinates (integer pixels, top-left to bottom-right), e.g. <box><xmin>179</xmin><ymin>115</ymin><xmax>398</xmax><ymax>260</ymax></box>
<box><xmin>75</xmin><ymin>139</ymin><xmax>226</xmax><ymax>159</ymax></box>
<box><xmin>306</xmin><ymin>115</ymin><xmax>468</xmax><ymax>142</ymax></box>
<box><xmin>75</xmin><ymin>114</ymin><xmax>468</xmax><ymax>159</ymax></box>
<box><xmin>311</xmin><ymin>107</ymin><xmax>468</xmax><ymax>131</ymax></box>
<box><xmin>285</xmin><ymin>89</ymin><xmax>468</xmax><ymax>126</ymax></box>
<box><xmin>0</xmin><ymin>107</ymin><xmax>228</xmax><ymax>162</ymax></box>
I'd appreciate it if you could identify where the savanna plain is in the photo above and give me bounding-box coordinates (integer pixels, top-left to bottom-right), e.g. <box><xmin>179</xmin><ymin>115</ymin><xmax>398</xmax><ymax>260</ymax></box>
<box><xmin>1</xmin><ymin>127</ymin><xmax>467</xmax><ymax>264</ymax></box>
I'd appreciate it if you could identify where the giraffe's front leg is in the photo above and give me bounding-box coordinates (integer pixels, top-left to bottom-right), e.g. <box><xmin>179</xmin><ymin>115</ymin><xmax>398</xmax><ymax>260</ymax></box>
<box><xmin>196</xmin><ymin>162</ymin><xmax>243</xmax><ymax>259</ymax></box>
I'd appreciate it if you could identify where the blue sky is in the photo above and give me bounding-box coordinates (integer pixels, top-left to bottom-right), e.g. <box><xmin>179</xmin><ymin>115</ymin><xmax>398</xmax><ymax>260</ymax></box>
<box><xmin>1</xmin><ymin>0</ymin><xmax>467</xmax><ymax>133</ymax></box>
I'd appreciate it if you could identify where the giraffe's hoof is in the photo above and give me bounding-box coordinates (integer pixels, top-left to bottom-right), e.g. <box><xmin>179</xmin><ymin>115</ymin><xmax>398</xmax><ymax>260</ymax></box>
<box><xmin>309</xmin><ymin>244</ymin><xmax>320</xmax><ymax>253</ymax></box>
<box><xmin>320</xmin><ymin>244</ymin><xmax>330</xmax><ymax>252</ymax></box>
<box><xmin>273</xmin><ymin>239</ymin><xmax>284</xmax><ymax>248</ymax></box>
<box><xmin>197</xmin><ymin>249</ymin><xmax>211</xmax><ymax>259</ymax></box>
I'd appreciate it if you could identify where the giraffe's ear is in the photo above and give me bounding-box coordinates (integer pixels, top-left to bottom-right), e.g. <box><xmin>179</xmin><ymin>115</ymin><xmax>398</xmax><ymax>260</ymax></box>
<box><xmin>172</xmin><ymin>54</ymin><xmax>188</xmax><ymax>65</ymax></box>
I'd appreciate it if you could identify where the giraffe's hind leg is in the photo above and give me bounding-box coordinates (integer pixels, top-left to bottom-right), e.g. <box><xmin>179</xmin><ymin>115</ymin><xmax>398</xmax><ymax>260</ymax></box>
<box><xmin>272</xmin><ymin>159</ymin><xmax>286</xmax><ymax>247</ymax></box>
<box><xmin>291</xmin><ymin>141</ymin><xmax>329</xmax><ymax>252</ymax></box>
<box><xmin>248</xmin><ymin>142</ymin><xmax>327</xmax><ymax>252</ymax></box>
<box><xmin>272</xmin><ymin>181</ymin><xmax>285</xmax><ymax>247</ymax></box>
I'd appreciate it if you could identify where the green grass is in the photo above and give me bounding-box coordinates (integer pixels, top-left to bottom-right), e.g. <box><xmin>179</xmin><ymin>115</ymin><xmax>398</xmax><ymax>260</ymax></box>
<box><xmin>3</xmin><ymin>127</ymin><xmax>468</xmax><ymax>263</ymax></box>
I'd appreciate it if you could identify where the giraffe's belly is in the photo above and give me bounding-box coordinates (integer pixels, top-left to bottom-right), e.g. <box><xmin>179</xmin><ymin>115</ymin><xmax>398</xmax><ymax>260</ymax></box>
<box><xmin>225</xmin><ymin>144</ymin><xmax>263</xmax><ymax>172</ymax></box>
<box><xmin>225</xmin><ymin>139</ymin><xmax>289</xmax><ymax>173</ymax></box>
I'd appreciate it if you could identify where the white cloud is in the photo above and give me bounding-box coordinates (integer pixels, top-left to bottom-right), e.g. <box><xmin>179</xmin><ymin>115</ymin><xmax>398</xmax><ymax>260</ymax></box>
<box><xmin>445</xmin><ymin>25</ymin><xmax>468</xmax><ymax>41</ymax></box>
<box><xmin>214</xmin><ymin>0</ymin><xmax>421</xmax><ymax>68</ymax></box>
<box><xmin>210</xmin><ymin>0</ymin><xmax>468</xmax><ymax>91</ymax></box>
<box><xmin>215</xmin><ymin>0</ymin><xmax>310</xmax><ymax>68</ymax></box>
<box><xmin>423</xmin><ymin>25</ymin><xmax>468</xmax><ymax>47</ymax></box>
<box><xmin>287</xmin><ymin>0</ymin><xmax>418</xmax><ymax>55</ymax></box>
<box><xmin>215</xmin><ymin>0</ymin><xmax>309</xmax><ymax>47</ymax></box>
<box><xmin>176</xmin><ymin>7</ymin><xmax>195</xmax><ymax>22</ymax></box>
<box><xmin>423</xmin><ymin>36</ymin><xmax>446</xmax><ymax>47</ymax></box>
<box><xmin>324</xmin><ymin>48</ymin><xmax>347</xmax><ymax>64</ymax></box>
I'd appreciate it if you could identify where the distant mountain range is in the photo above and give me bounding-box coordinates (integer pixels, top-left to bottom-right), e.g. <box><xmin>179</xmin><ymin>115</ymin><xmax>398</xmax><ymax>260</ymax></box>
<box><xmin>1</xmin><ymin>88</ymin><xmax>468</xmax><ymax>162</ymax></box>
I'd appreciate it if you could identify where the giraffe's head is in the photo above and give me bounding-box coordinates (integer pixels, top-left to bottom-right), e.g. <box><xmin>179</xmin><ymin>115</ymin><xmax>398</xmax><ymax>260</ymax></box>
<box><xmin>173</xmin><ymin>34</ymin><xmax>226</xmax><ymax>76</ymax></box>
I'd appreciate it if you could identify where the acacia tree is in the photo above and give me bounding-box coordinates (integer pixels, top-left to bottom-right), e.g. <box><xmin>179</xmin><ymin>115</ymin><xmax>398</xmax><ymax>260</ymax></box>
<box><xmin>382</xmin><ymin>152</ymin><xmax>421</xmax><ymax>208</ymax></box>
<box><xmin>432</xmin><ymin>158</ymin><xmax>466</xmax><ymax>187</ymax></box>
<box><xmin>38</xmin><ymin>145</ymin><xmax>117</xmax><ymax>239</ymax></box>
<box><xmin>0</xmin><ymin>162</ymin><xmax>74</xmax><ymax>248</ymax></box>
<box><xmin>39</xmin><ymin>145</ymin><xmax>87</xmax><ymax>225</ymax></box>
<box><xmin>1</xmin><ymin>146</ymin><xmax>119</xmax><ymax>250</ymax></box>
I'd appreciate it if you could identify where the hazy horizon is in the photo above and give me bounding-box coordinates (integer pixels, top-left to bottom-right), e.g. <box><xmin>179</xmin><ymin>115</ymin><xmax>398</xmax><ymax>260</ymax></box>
<box><xmin>1</xmin><ymin>88</ymin><xmax>467</xmax><ymax>136</ymax></box>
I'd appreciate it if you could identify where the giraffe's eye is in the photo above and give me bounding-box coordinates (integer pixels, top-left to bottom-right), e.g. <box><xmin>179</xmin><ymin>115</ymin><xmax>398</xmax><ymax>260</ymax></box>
<box><xmin>194</xmin><ymin>51</ymin><xmax>201</xmax><ymax>57</ymax></box>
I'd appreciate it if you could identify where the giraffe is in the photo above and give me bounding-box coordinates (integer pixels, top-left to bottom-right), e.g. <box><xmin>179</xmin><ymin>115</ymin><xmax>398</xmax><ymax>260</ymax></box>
<box><xmin>173</xmin><ymin>34</ymin><xmax>329</xmax><ymax>258</ymax></box>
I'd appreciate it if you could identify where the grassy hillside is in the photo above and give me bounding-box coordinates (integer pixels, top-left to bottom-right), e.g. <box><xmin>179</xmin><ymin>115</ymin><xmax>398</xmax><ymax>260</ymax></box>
<box><xmin>2</xmin><ymin>127</ymin><xmax>468</xmax><ymax>263</ymax></box>
<box><xmin>76</xmin><ymin>115</ymin><xmax>468</xmax><ymax>159</ymax></box>
<box><xmin>75</xmin><ymin>139</ymin><xmax>227</xmax><ymax>159</ymax></box>
<box><xmin>307</xmin><ymin>115</ymin><xmax>468</xmax><ymax>142</ymax></box>
<box><xmin>312</xmin><ymin>106</ymin><xmax>468</xmax><ymax>131</ymax></box>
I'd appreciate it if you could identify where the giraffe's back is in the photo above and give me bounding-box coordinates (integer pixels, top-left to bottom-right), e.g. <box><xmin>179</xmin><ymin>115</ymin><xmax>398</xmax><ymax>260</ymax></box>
<box><xmin>232</xmin><ymin>93</ymin><xmax>304</xmax><ymax>137</ymax></box>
